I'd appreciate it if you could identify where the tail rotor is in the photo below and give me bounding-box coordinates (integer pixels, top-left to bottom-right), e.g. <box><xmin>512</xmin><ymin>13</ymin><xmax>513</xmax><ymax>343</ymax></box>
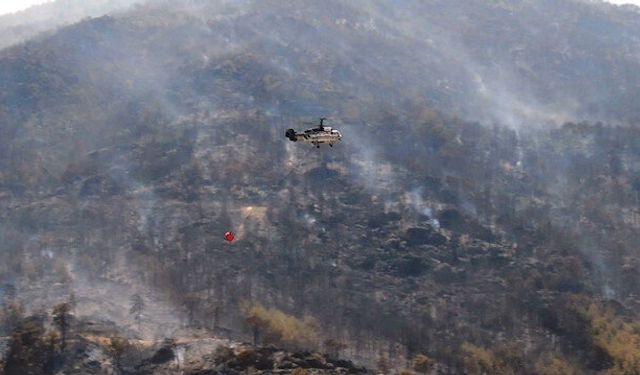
<box><xmin>285</xmin><ymin>129</ymin><xmax>297</xmax><ymax>141</ymax></box>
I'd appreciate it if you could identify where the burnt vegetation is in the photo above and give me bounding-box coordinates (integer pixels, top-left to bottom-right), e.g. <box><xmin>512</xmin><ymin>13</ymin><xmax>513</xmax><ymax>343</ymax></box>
<box><xmin>1</xmin><ymin>0</ymin><xmax>640</xmax><ymax>373</ymax></box>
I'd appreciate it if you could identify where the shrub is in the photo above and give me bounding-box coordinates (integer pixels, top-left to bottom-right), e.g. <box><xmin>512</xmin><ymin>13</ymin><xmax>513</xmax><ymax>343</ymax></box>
<box><xmin>461</xmin><ymin>342</ymin><xmax>525</xmax><ymax>375</ymax></box>
<box><xmin>574</xmin><ymin>299</ymin><xmax>640</xmax><ymax>375</ymax></box>
<box><xmin>413</xmin><ymin>353</ymin><xmax>434</xmax><ymax>374</ymax></box>
<box><xmin>240</xmin><ymin>301</ymin><xmax>318</xmax><ymax>349</ymax></box>
<box><xmin>534</xmin><ymin>353</ymin><xmax>577</xmax><ymax>375</ymax></box>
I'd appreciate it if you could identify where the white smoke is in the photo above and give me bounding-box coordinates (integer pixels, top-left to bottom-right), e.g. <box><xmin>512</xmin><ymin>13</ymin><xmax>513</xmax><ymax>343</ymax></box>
<box><xmin>406</xmin><ymin>187</ymin><xmax>440</xmax><ymax>228</ymax></box>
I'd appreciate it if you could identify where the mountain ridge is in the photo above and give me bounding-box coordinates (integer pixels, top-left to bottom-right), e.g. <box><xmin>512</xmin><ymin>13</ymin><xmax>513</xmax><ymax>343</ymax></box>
<box><xmin>1</xmin><ymin>1</ymin><xmax>640</xmax><ymax>373</ymax></box>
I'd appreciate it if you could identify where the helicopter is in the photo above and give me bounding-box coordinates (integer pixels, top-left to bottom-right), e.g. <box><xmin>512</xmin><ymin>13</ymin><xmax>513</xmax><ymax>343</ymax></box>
<box><xmin>285</xmin><ymin>118</ymin><xmax>342</xmax><ymax>148</ymax></box>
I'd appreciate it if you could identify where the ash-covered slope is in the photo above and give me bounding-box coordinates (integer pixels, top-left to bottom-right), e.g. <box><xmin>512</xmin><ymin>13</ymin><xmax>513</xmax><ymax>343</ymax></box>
<box><xmin>2</xmin><ymin>0</ymin><xmax>640</xmax><ymax>133</ymax></box>
<box><xmin>1</xmin><ymin>1</ymin><xmax>640</xmax><ymax>374</ymax></box>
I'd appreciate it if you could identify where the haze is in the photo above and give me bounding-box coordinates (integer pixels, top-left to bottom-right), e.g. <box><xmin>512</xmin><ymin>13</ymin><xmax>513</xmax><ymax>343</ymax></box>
<box><xmin>1</xmin><ymin>1</ymin><xmax>640</xmax><ymax>374</ymax></box>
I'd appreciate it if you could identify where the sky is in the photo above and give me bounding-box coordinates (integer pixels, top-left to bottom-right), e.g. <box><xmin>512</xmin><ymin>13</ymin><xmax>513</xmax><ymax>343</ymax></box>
<box><xmin>606</xmin><ymin>0</ymin><xmax>640</xmax><ymax>4</ymax></box>
<box><xmin>0</xmin><ymin>0</ymin><xmax>53</xmax><ymax>16</ymax></box>
<box><xmin>0</xmin><ymin>0</ymin><xmax>639</xmax><ymax>16</ymax></box>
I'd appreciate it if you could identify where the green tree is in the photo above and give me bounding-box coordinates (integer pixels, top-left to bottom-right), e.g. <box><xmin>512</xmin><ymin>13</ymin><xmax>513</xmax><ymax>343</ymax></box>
<box><xmin>323</xmin><ymin>338</ymin><xmax>348</xmax><ymax>359</ymax></box>
<box><xmin>376</xmin><ymin>353</ymin><xmax>390</xmax><ymax>375</ymax></box>
<box><xmin>68</xmin><ymin>292</ymin><xmax>77</xmax><ymax>315</ymax></box>
<box><xmin>109</xmin><ymin>335</ymin><xmax>130</xmax><ymax>375</ymax></box>
<box><xmin>183</xmin><ymin>292</ymin><xmax>200</xmax><ymax>326</ymax></box>
<box><xmin>4</xmin><ymin>316</ymin><xmax>49</xmax><ymax>375</ymax></box>
<box><xmin>1</xmin><ymin>302</ymin><xmax>24</xmax><ymax>335</ymax></box>
<box><xmin>44</xmin><ymin>330</ymin><xmax>60</xmax><ymax>374</ymax></box>
<box><xmin>52</xmin><ymin>302</ymin><xmax>71</xmax><ymax>352</ymax></box>
<box><xmin>129</xmin><ymin>294</ymin><xmax>145</xmax><ymax>332</ymax></box>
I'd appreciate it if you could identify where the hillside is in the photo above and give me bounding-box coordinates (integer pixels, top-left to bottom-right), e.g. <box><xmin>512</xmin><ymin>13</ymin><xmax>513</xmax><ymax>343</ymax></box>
<box><xmin>1</xmin><ymin>1</ymin><xmax>640</xmax><ymax>374</ymax></box>
<box><xmin>0</xmin><ymin>0</ymin><xmax>140</xmax><ymax>50</ymax></box>
<box><xmin>0</xmin><ymin>312</ymin><xmax>371</xmax><ymax>374</ymax></box>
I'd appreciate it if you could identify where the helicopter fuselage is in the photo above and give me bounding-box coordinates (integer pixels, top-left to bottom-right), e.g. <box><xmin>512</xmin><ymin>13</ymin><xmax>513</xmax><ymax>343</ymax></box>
<box><xmin>286</xmin><ymin>126</ymin><xmax>342</xmax><ymax>147</ymax></box>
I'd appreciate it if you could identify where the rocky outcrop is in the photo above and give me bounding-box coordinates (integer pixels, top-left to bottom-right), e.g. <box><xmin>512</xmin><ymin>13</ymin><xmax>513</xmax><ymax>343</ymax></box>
<box><xmin>198</xmin><ymin>344</ymin><xmax>370</xmax><ymax>375</ymax></box>
<box><xmin>2</xmin><ymin>312</ymin><xmax>372</xmax><ymax>375</ymax></box>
